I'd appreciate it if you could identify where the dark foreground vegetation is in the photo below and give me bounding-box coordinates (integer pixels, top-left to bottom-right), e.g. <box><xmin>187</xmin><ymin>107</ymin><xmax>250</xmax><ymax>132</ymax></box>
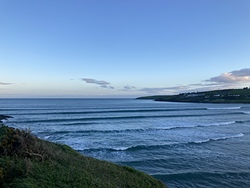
<box><xmin>137</xmin><ymin>88</ymin><xmax>250</xmax><ymax>103</ymax></box>
<box><xmin>0</xmin><ymin>124</ymin><xmax>166</xmax><ymax>188</ymax></box>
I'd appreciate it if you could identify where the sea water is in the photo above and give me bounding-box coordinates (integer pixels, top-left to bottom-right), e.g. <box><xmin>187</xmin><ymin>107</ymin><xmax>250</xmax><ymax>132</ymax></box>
<box><xmin>0</xmin><ymin>98</ymin><xmax>249</xmax><ymax>187</ymax></box>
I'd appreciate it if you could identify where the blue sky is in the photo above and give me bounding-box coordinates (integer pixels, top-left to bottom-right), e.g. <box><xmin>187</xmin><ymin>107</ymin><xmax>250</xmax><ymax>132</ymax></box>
<box><xmin>1</xmin><ymin>0</ymin><xmax>250</xmax><ymax>98</ymax></box>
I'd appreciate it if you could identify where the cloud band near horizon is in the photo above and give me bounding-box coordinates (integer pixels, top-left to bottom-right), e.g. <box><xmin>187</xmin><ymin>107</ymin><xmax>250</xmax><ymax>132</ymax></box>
<box><xmin>81</xmin><ymin>68</ymin><xmax>250</xmax><ymax>95</ymax></box>
<box><xmin>206</xmin><ymin>68</ymin><xmax>250</xmax><ymax>84</ymax></box>
<box><xmin>140</xmin><ymin>68</ymin><xmax>250</xmax><ymax>94</ymax></box>
<box><xmin>0</xmin><ymin>82</ymin><xmax>12</xmax><ymax>85</ymax></box>
<box><xmin>81</xmin><ymin>78</ymin><xmax>114</xmax><ymax>89</ymax></box>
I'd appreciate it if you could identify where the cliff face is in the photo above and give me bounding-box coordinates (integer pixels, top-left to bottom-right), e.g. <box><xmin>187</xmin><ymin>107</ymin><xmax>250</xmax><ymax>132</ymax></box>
<box><xmin>0</xmin><ymin>125</ymin><xmax>166</xmax><ymax>188</ymax></box>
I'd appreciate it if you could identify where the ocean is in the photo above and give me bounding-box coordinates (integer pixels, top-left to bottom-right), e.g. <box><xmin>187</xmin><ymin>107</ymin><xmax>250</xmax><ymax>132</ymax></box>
<box><xmin>0</xmin><ymin>98</ymin><xmax>250</xmax><ymax>188</ymax></box>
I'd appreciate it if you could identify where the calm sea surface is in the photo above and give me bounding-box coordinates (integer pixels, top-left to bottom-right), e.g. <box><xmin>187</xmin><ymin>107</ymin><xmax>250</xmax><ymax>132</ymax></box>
<box><xmin>1</xmin><ymin>98</ymin><xmax>250</xmax><ymax>187</ymax></box>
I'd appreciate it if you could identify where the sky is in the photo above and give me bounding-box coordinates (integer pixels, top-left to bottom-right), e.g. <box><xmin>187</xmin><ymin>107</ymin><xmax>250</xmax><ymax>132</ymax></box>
<box><xmin>0</xmin><ymin>0</ymin><xmax>250</xmax><ymax>98</ymax></box>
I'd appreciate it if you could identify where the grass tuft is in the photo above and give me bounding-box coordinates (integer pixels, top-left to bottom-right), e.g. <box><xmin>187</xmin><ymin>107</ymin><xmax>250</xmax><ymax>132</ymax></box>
<box><xmin>0</xmin><ymin>125</ymin><xmax>166</xmax><ymax>188</ymax></box>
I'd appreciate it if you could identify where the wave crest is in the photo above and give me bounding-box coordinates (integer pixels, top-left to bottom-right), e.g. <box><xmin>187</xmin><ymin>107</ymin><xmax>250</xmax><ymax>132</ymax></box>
<box><xmin>191</xmin><ymin>133</ymin><xmax>244</xmax><ymax>144</ymax></box>
<box><xmin>207</xmin><ymin>107</ymin><xmax>241</xmax><ymax>110</ymax></box>
<box><xmin>80</xmin><ymin>133</ymin><xmax>244</xmax><ymax>152</ymax></box>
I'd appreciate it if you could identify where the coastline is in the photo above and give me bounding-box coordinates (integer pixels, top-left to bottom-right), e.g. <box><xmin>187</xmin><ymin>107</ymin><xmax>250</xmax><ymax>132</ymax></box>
<box><xmin>0</xmin><ymin>115</ymin><xmax>13</xmax><ymax>123</ymax></box>
<box><xmin>1</xmin><ymin>99</ymin><xmax>250</xmax><ymax>187</ymax></box>
<box><xmin>0</xmin><ymin>122</ymin><xmax>166</xmax><ymax>188</ymax></box>
<box><xmin>137</xmin><ymin>88</ymin><xmax>250</xmax><ymax>104</ymax></box>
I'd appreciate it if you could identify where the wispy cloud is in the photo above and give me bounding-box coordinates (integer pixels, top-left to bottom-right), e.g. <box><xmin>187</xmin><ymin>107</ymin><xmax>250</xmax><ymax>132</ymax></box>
<box><xmin>140</xmin><ymin>86</ymin><xmax>189</xmax><ymax>94</ymax></box>
<box><xmin>0</xmin><ymin>82</ymin><xmax>12</xmax><ymax>85</ymax></box>
<box><xmin>119</xmin><ymin>85</ymin><xmax>136</xmax><ymax>92</ymax></box>
<box><xmin>139</xmin><ymin>68</ymin><xmax>250</xmax><ymax>95</ymax></box>
<box><xmin>186</xmin><ymin>68</ymin><xmax>250</xmax><ymax>92</ymax></box>
<box><xmin>206</xmin><ymin>68</ymin><xmax>250</xmax><ymax>84</ymax></box>
<box><xmin>81</xmin><ymin>69</ymin><xmax>250</xmax><ymax>95</ymax></box>
<box><xmin>81</xmin><ymin>78</ymin><xmax>114</xmax><ymax>89</ymax></box>
<box><xmin>139</xmin><ymin>87</ymin><xmax>168</xmax><ymax>94</ymax></box>
<box><xmin>123</xmin><ymin>85</ymin><xmax>136</xmax><ymax>90</ymax></box>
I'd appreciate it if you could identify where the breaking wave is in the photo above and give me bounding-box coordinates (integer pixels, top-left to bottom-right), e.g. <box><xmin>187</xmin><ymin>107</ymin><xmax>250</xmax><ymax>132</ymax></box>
<box><xmin>38</xmin><ymin>121</ymin><xmax>237</xmax><ymax>135</ymax></box>
<box><xmin>80</xmin><ymin>133</ymin><xmax>244</xmax><ymax>152</ymax></box>
<box><xmin>190</xmin><ymin>133</ymin><xmax>244</xmax><ymax>144</ymax></box>
<box><xmin>207</xmin><ymin>107</ymin><xmax>241</xmax><ymax>110</ymax></box>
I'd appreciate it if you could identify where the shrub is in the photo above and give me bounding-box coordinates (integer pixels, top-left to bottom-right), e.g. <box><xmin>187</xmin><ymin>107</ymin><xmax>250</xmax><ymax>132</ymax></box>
<box><xmin>0</xmin><ymin>125</ymin><xmax>166</xmax><ymax>188</ymax></box>
<box><xmin>0</xmin><ymin>125</ymin><xmax>44</xmax><ymax>161</ymax></box>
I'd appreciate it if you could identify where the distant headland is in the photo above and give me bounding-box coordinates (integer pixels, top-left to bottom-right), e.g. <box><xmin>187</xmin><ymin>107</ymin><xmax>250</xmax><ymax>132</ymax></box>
<box><xmin>137</xmin><ymin>88</ymin><xmax>250</xmax><ymax>103</ymax></box>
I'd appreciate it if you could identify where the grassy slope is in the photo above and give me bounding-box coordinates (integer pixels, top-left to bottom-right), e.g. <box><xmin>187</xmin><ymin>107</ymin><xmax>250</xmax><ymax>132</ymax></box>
<box><xmin>137</xmin><ymin>89</ymin><xmax>250</xmax><ymax>103</ymax></box>
<box><xmin>0</xmin><ymin>125</ymin><xmax>166</xmax><ymax>188</ymax></box>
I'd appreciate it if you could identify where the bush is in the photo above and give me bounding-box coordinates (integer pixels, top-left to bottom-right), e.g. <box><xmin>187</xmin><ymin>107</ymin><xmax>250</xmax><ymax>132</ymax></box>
<box><xmin>0</xmin><ymin>125</ymin><xmax>44</xmax><ymax>161</ymax></box>
<box><xmin>0</xmin><ymin>125</ymin><xmax>166</xmax><ymax>188</ymax></box>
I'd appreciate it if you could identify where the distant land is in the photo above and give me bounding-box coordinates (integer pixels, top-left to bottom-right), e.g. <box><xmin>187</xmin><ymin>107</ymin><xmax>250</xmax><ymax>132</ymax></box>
<box><xmin>137</xmin><ymin>88</ymin><xmax>250</xmax><ymax>103</ymax></box>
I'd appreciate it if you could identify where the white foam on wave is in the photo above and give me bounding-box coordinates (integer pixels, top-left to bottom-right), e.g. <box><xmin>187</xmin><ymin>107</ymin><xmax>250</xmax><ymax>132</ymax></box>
<box><xmin>111</xmin><ymin>146</ymin><xmax>130</xmax><ymax>151</ymax></box>
<box><xmin>44</xmin><ymin>136</ymin><xmax>51</xmax><ymax>140</ymax></box>
<box><xmin>210</xmin><ymin>121</ymin><xmax>236</xmax><ymax>126</ymax></box>
<box><xmin>242</xmin><ymin>111</ymin><xmax>250</xmax><ymax>114</ymax></box>
<box><xmin>1</xmin><ymin>119</ymin><xmax>7</xmax><ymax>123</ymax></box>
<box><xmin>192</xmin><ymin>133</ymin><xmax>244</xmax><ymax>144</ymax></box>
<box><xmin>75</xmin><ymin>132</ymin><xmax>245</xmax><ymax>152</ymax></box>
<box><xmin>207</xmin><ymin>107</ymin><xmax>241</xmax><ymax>110</ymax></box>
<box><xmin>79</xmin><ymin>146</ymin><xmax>130</xmax><ymax>152</ymax></box>
<box><xmin>156</xmin><ymin>121</ymin><xmax>236</xmax><ymax>131</ymax></box>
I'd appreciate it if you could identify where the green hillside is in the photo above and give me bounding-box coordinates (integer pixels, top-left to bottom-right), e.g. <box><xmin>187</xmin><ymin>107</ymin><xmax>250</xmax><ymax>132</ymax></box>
<box><xmin>0</xmin><ymin>124</ymin><xmax>166</xmax><ymax>188</ymax></box>
<box><xmin>137</xmin><ymin>88</ymin><xmax>250</xmax><ymax>103</ymax></box>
